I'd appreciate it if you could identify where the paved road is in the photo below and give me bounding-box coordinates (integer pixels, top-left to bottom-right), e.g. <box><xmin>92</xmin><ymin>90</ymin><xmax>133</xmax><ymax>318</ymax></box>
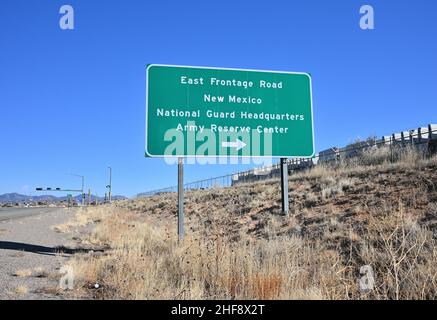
<box><xmin>0</xmin><ymin>207</ymin><xmax>77</xmax><ymax>299</ymax></box>
<box><xmin>0</xmin><ymin>207</ymin><xmax>63</xmax><ymax>221</ymax></box>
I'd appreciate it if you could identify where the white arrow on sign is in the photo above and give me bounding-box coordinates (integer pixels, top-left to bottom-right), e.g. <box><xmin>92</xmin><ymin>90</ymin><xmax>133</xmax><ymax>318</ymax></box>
<box><xmin>221</xmin><ymin>139</ymin><xmax>247</xmax><ymax>151</ymax></box>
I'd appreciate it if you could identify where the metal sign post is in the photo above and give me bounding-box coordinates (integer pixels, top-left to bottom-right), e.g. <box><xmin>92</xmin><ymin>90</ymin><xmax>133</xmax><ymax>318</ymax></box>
<box><xmin>280</xmin><ymin>158</ymin><xmax>289</xmax><ymax>214</ymax></box>
<box><xmin>178</xmin><ymin>157</ymin><xmax>184</xmax><ymax>241</ymax></box>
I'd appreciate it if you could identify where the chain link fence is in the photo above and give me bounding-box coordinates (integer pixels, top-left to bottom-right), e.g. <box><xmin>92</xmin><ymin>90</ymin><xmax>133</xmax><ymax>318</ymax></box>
<box><xmin>138</xmin><ymin>124</ymin><xmax>437</xmax><ymax>197</ymax></box>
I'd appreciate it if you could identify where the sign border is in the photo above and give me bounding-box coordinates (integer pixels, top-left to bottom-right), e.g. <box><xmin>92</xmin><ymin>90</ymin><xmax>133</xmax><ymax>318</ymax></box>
<box><xmin>145</xmin><ymin>64</ymin><xmax>315</xmax><ymax>158</ymax></box>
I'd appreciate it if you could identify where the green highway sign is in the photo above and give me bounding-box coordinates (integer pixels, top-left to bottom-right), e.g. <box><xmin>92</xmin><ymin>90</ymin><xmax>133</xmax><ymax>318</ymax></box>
<box><xmin>145</xmin><ymin>64</ymin><xmax>314</xmax><ymax>158</ymax></box>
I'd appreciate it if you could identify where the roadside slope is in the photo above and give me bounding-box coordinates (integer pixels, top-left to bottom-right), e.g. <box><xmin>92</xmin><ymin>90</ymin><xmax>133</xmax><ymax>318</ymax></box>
<box><xmin>64</xmin><ymin>154</ymin><xmax>437</xmax><ymax>300</ymax></box>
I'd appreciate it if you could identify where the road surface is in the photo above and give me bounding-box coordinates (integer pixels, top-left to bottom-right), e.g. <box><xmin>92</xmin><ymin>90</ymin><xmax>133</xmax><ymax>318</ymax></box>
<box><xmin>0</xmin><ymin>207</ymin><xmax>77</xmax><ymax>299</ymax></box>
<box><xmin>0</xmin><ymin>207</ymin><xmax>63</xmax><ymax>222</ymax></box>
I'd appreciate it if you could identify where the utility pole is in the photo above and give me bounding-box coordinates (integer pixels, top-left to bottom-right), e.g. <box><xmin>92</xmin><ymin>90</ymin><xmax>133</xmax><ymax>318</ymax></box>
<box><xmin>107</xmin><ymin>166</ymin><xmax>112</xmax><ymax>203</ymax></box>
<box><xmin>69</xmin><ymin>173</ymin><xmax>85</xmax><ymax>206</ymax></box>
<box><xmin>81</xmin><ymin>175</ymin><xmax>85</xmax><ymax>206</ymax></box>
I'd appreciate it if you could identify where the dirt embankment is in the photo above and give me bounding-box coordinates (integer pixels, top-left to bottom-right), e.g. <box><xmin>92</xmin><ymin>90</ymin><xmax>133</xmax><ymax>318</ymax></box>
<box><xmin>63</xmin><ymin>155</ymin><xmax>437</xmax><ymax>300</ymax></box>
<box><xmin>125</xmin><ymin>157</ymin><xmax>437</xmax><ymax>244</ymax></box>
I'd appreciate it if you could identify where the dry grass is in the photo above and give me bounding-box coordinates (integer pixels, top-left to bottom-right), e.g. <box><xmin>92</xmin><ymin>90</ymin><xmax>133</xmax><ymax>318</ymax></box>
<box><xmin>35</xmin><ymin>286</ymin><xmax>63</xmax><ymax>296</ymax></box>
<box><xmin>52</xmin><ymin>207</ymin><xmax>105</xmax><ymax>233</ymax></box>
<box><xmin>13</xmin><ymin>267</ymin><xmax>49</xmax><ymax>279</ymax></box>
<box><xmin>15</xmin><ymin>286</ymin><xmax>28</xmax><ymax>295</ymax></box>
<box><xmin>65</xmin><ymin>154</ymin><xmax>437</xmax><ymax>300</ymax></box>
<box><xmin>13</xmin><ymin>269</ymin><xmax>32</xmax><ymax>277</ymax></box>
<box><xmin>33</xmin><ymin>267</ymin><xmax>49</xmax><ymax>278</ymax></box>
<box><xmin>69</xmin><ymin>222</ymin><xmax>346</xmax><ymax>299</ymax></box>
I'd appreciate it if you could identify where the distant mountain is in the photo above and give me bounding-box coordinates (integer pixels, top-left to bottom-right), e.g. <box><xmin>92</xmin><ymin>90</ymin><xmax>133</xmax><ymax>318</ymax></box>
<box><xmin>0</xmin><ymin>193</ymin><xmax>28</xmax><ymax>203</ymax></box>
<box><xmin>0</xmin><ymin>193</ymin><xmax>59</xmax><ymax>203</ymax></box>
<box><xmin>0</xmin><ymin>193</ymin><xmax>128</xmax><ymax>204</ymax></box>
<box><xmin>110</xmin><ymin>195</ymin><xmax>128</xmax><ymax>201</ymax></box>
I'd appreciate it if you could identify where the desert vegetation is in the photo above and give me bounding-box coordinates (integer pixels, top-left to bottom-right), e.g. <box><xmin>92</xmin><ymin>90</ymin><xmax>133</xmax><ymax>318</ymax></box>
<box><xmin>60</xmin><ymin>148</ymin><xmax>437</xmax><ymax>299</ymax></box>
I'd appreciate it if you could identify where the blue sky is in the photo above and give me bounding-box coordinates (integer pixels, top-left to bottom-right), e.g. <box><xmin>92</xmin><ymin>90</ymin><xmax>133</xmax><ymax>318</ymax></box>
<box><xmin>0</xmin><ymin>0</ymin><xmax>436</xmax><ymax>197</ymax></box>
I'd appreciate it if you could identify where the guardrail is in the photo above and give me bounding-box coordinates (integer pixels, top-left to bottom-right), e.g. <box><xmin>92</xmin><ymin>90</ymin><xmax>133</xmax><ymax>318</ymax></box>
<box><xmin>138</xmin><ymin>124</ymin><xmax>437</xmax><ymax>197</ymax></box>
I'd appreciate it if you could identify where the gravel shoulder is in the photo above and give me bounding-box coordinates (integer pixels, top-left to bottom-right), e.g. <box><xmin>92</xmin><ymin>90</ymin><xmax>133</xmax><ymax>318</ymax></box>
<box><xmin>0</xmin><ymin>207</ymin><xmax>77</xmax><ymax>299</ymax></box>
